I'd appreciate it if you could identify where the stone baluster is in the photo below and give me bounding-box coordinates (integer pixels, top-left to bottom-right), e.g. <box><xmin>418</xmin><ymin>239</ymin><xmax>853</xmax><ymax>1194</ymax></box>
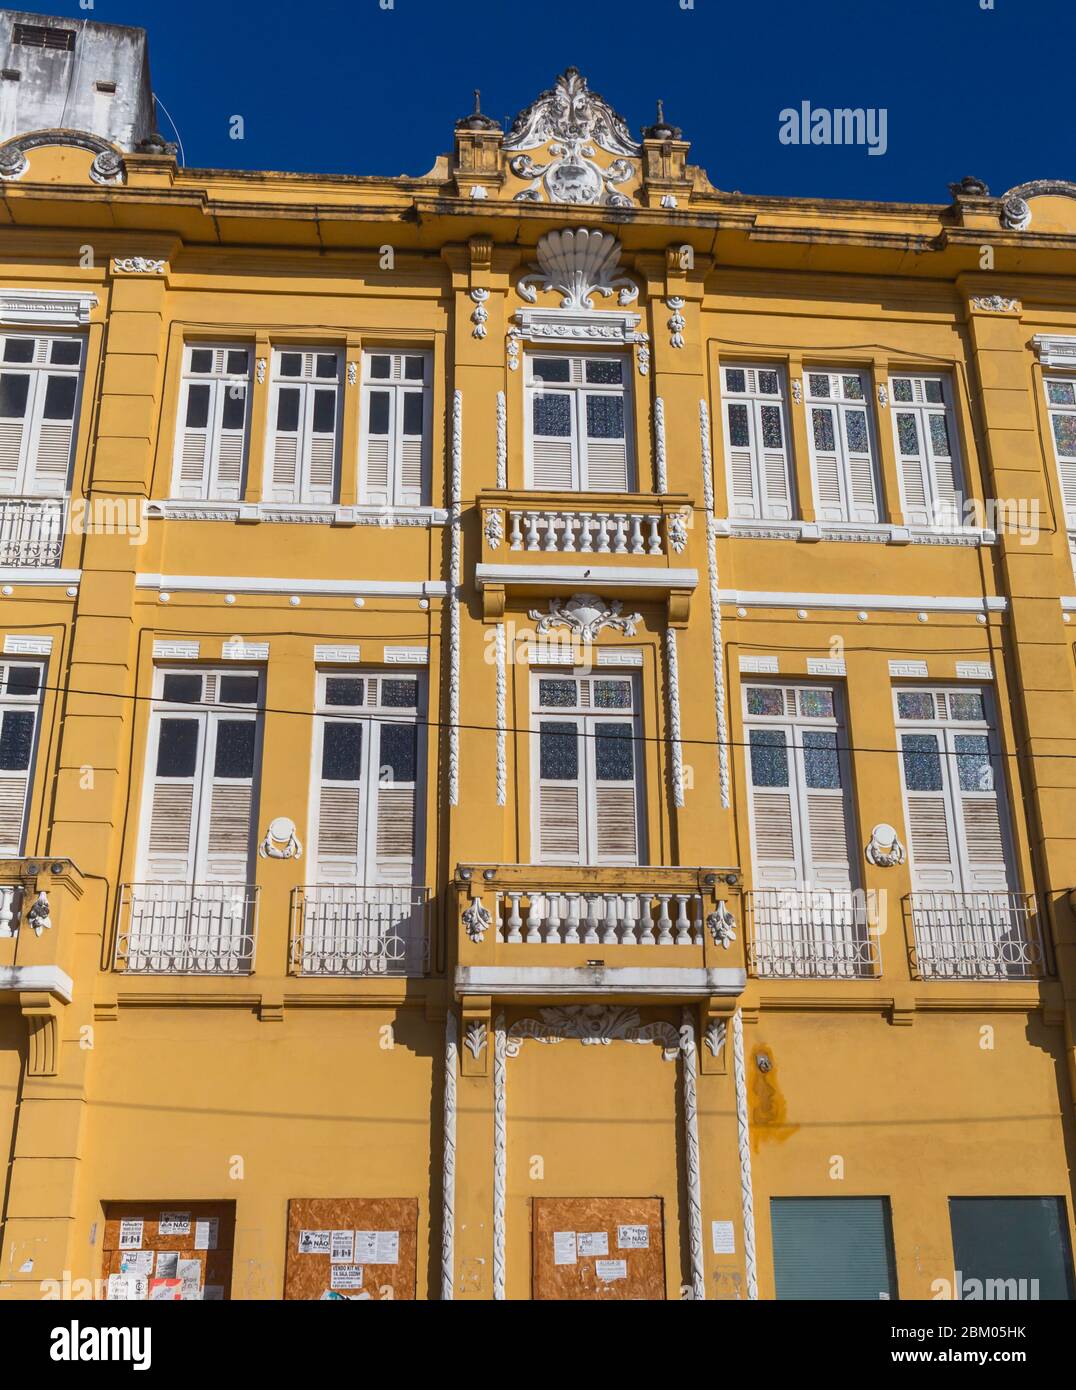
<box><xmin>637</xmin><ymin>894</ymin><xmax>656</xmax><ymax>945</ymax></box>
<box><xmin>545</xmin><ymin>895</ymin><xmax>562</xmax><ymax>943</ymax></box>
<box><xmin>620</xmin><ymin>894</ymin><xmax>638</xmax><ymax>945</ymax></box>
<box><xmin>525</xmin><ymin>894</ymin><xmax>543</xmax><ymax>942</ymax></box>
<box><xmin>612</xmin><ymin>514</ymin><xmax>629</xmax><ymax>553</ymax></box>
<box><xmin>0</xmin><ymin>885</ymin><xmax>15</xmax><ymax>938</ymax></box>
<box><xmin>509</xmin><ymin>512</ymin><xmax>524</xmax><ymax>550</ymax></box>
<box><xmin>584</xmin><ymin>895</ymin><xmax>601</xmax><ymax>944</ymax></box>
<box><xmin>561</xmin><ymin>514</ymin><xmax>578</xmax><ymax>552</ymax></box>
<box><xmin>628</xmin><ymin>515</ymin><xmax>645</xmax><ymax>554</ymax></box>
<box><xmin>524</xmin><ymin>513</ymin><xmax>541</xmax><ymax>550</ymax></box>
<box><xmin>541</xmin><ymin>512</ymin><xmax>559</xmax><ymax>551</ymax></box>
<box><xmin>505</xmin><ymin>892</ymin><xmax>523</xmax><ymax>942</ymax></box>
<box><xmin>673</xmin><ymin>894</ymin><xmax>692</xmax><ymax>944</ymax></box>
<box><xmin>578</xmin><ymin>515</ymin><xmax>595</xmax><ymax>552</ymax></box>
<box><xmin>564</xmin><ymin>894</ymin><xmax>581</xmax><ymax>944</ymax></box>
<box><xmin>595</xmin><ymin>514</ymin><xmax>612</xmax><ymax>553</ymax></box>
<box><xmin>656</xmin><ymin>894</ymin><xmax>673</xmax><ymax>945</ymax></box>
<box><xmin>647</xmin><ymin>515</ymin><xmax>662</xmax><ymax>554</ymax></box>
<box><xmin>691</xmin><ymin>894</ymin><xmax>704</xmax><ymax>943</ymax></box>
<box><xmin>602</xmin><ymin>894</ymin><xmax>619</xmax><ymax>944</ymax></box>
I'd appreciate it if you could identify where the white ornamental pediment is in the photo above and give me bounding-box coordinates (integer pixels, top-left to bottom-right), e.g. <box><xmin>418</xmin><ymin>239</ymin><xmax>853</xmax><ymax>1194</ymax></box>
<box><xmin>518</xmin><ymin>228</ymin><xmax>638</xmax><ymax>311</ymax></box>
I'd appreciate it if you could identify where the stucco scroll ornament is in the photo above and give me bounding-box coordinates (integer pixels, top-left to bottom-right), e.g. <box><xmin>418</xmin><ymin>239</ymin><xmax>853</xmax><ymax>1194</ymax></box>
<box><xmin>258</xmin><ymin>816</ymin><xmax>303</xmax><ymax>860</ymax></box>
<box><xmin>90</xmin><ymin>149</ymin><xmax>125</xmax><ymax>185</ymax></box>
<box><xmin>970</xmin><ymin>295</ymin><xmax>1020</xmax><ymax>313</ymax></box>
<box><xmin>865</xmin><ymin>822</ymin><xmax>905</xmax><ymax>868</ymax></box>
<box><xmin>517</xmin><ymin>228</ymin><xmax>638</xmax><ymax>311</ymax></box>
<box><xmin>1001</xmin><ymin>195</ymin><xmax>1032</xmax><ymax>231</ymax></box>
<box><xmin>113</xmin><ymin>257</ymin><xmax>166</xmax><ymax>274</ymax></box>
<box><xmin>667</xmin><ymin>296</ymin><xmax>686</xmax><ymax>349</ymax></box>
<box><xmin>27</xmin><ymin>890</ymin><xmax>52</xmax><ymax>936</ymax></box>
<box><xmin>528</xmin><ymin>592</ymin><xmax>641</xmax><ymax>642</ymax></box>
<box><xmin>0</xmin><ymin>146</ymin><xmax>28</xmax><ymax>180</ymax></box>
<box><xmin>706</xmin><ymin>900</ymin><xmax>737</xmax><ymax>949</ymax></box>
<box><xmin>506</xmin><ymin>1005</ymin><xmax>679</xmax><ymax>1060</ymax></box>
<box><xmin>462</xmin><ymin>896</ymin><xmax>491</xmax><ymax>943</ymax></box>
<box><xmin>469</xmin><ymin>287</ymin><xmax>490</xmax><ymax>339</ymax></box>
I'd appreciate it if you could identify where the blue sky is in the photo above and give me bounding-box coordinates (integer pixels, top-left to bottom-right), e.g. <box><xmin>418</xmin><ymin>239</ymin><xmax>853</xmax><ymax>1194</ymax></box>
<box><xmin>30</xmin><ymin>0</ymin><xmax>1075</xmax><ymax>203</ymax></box>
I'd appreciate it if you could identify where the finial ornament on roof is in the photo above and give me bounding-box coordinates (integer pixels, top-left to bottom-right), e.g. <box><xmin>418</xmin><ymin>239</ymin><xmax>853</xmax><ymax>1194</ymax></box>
<box><xmin>505</xmin><ymin>67</ymin><xmax>640</xmax><ymax>156</ymax></box>
<box><xmin>643</xmin><ymin>98</ymin><xmax>682</xmax><ymax>141</ymax></box>
<box><xmin>456</xmin><ymin>88</ymin><xmax>501</xmax><ymax>132</ymax></box>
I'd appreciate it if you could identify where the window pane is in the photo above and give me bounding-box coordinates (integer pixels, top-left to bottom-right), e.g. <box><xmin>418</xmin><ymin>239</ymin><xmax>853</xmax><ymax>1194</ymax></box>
<box><xmin>749</xmin><ymin>729</ymin><xmax>788</xmax><ymax>787</ymax></box>
<box><xmin>949</xmin><ymin>1197</ymin><xmax>1075</xmax><ymax>1303</ymax></box>
<box><xmin>312</xmin><ymin>389</ymin><xmax>335</xmax><ymax>433</ymax></box>
<box><xmin>892</xmin><ymin>378</ymin><xmax>913</xmax><ymax>403</ymax></box>
<box><xmin>3</xmin><ymin>337</ymin><xmax>34</xmax><ymax>363</ymax></box>
<box><xmin>404</xmin><ymin>356</ymin><xmax>425</xmax><ymax>380</ymax></box>
<box><xmin>808</xmin><ymin>373</ymin><xmax>830</xmax><ymax>398</ymax></box>
<box><xmin>315</xmin><ymin>354</ymin><xmax>337</xmax><ymax>379</ymax></box>
<box><xmin>760</xmin><ymin>404</ymin><xmax>783</xmax><ymax>449</ymax></box>
<box><xmin>746</xmin><ymin>687</ymin><xmax>784</xmax><ymax>717</ymax></box>
<box><xmin>896</xmin><ymin>413</ymin><xmax>919</xmax><ymax>455</ymax></box>
<box><xmin>276</xmin><ymin>387</ymin><xmax>300</xmax><ymax>432</ymax></box>
<box><xmin>948</xmin><ymin>691</ymin><xmax>985</xmax><ymax>721</ymax></box>
<box><xmin>42</xmin><ymin>375</ymin><xmax>77</xmax><ymax>421</ymax></box>
<box><xmin>185</xmin><ymin>383</ymin><xmax>211</xmax><ymax>429</ymax></box>
<box><xmin>189</xmin><ymin>348</ymin><xmax>214</xmax><ymax>373</ymax></box>
<box><xmin>538</xmin><ymin>679</ymin><xmax>575</xmax><ymax>708</ymax></box>
<box><xmin>221</xmin><ymin>384</ymin><xmax>246</xmax><ymax>430</ymax></box>
<box><xmin>896</xmin><ymin>691</ymin><xmax>934</xmax><ymax>720</ymax></box>
<box><xmin>812</xmin><ymin>408</ymin><xmax>835</xmax><ymax>451</ymax></box>
<box><xmin>928</xmin><ymin>412</ymin><xmax>951</xmax><ymax>457</ymax></box>
<box><xmin>758</xmin><ymin>370</ymin><xmax>779</xmax><ymax>395</ymax></box>
<box><xmin>803</xmin><ymin>730</ymin><xmax>841</xmax><ymax>789</ymax></box>
<box><xmin>594</xmin><ymin>680</ymin><xmax>632</xmax><ymax>709</ymax></box>
<box><xmin>402</xmin><ymin>392</ymin><xmax>424</xmax><ymax>435</ymax></box>
<box><xmin>322</xmin><ymin>722</ymin><xmax>362</xmax><ymax>780</ymax></box>
<box><xmin>1052</xmin><ymin>414</ymin><xmax>1076</xmax><ymax>456</ymax></box>
<box><xmin>162</xmin><ymin>674</ymin><xmax>202</xmax><ymax>704</ymax></box>
<box><xmin>380</xmin><ymin>679</ymin><xmax>417</xmax><ymax>708</ymax></box>
<box><xmin>367</xmin><ymin>391</ymin><xmax>390</xmax><ymax>434</ymax></box>
<box><xmin>771</xmin><ymin>1198</ymin><xmax>898</xmax><ymax>1301</ymax></box>
<box><xmin>325</xmin><ymin>677</ymin><xmax>363</xmax><ymax>706</ymax></box>
<box><xmin>924</xmin><ymin>379</ymin><xmax>944</xmax><ymax>404</ymax></box>
<box><xmin>379</xmin><ymin>723</ymin><xmax>417</xmax><ymax>782</ymax></box>
<box><xmin>533</xmin><ymin>393</ymin><xmax>572</xmax><ymax>437</ymax></box>
<box><xmin>724</xmin><ymin>368</ymin><xmax>746</xmax><ymax>393</ymax></box>
<box><xmin>798</xmin><ymin>688</ymin><xmax>835</xmax><ymax>718</ymax></box>
<box><xmin>1047</xmin><ymin>381</ymin><xmax>1076</xmax><ymax>406</ymax></box>
<box><xmin>539</xmin><ymin>721</ymin><xmax>578</xmax><ymax>780</ymax></box>
<box><xmin>727</xmin><ymin>402</ymin><xmax>750</xmax><ymax>448</ymax></box>
<box><xmin>219</xmin><ymin>675</ymin><xmax>259</xmax><ymax>705</ymax></box>
<box><xmin>50</xmin><ymin>340</ymin><xmax>81</xmax><ymax>365</ymax></box>
<box><xmin>214</xmin><ymin>720</ymin><xmax>255</xmax><ymax>777</ymax></box>
<box><xmin>533</xmin><ymin>357</ymin><xmax>571</xmax><ymax>383</ymax></box>
<box><xmin>585</xmin><ymin>359</ymin><xmax>622</xmax><ymax>384</ymax></box>
<box><xmin>842</xmin><ymin>374</ymin><xmax>865</xmax><ymax>400</ymax></box>
<box><xmin>5</xmin><ymin>665</ymin><xmax>39</xmax><ymax>696</ymax></box>
<box><xmin>844</xmin><ymin>409</ymin><xmax>869</xmax><ymax>453</ymax></box>
<box><xmin>368</xmin><ymin>355</ymin><xmax>391</xmax><ymax>379</ymax></box>
<box><xmin>0</xmin><ymin>373</ymin><xmax>29</xmax><ymax>418</ymax></box>
<box><xmin>156</xmin><ymin>718</ymin><xmax>199</xmax><ymax>777</ymax></box>
<box><xmin>956</xmin><ymin>734</ymin><xmax>993</xmax><ymax>792</ymax></box>
<box><xmin>586</xmin><ymin>394</ymin><xmax>624</xmax><ymax>439</ymax></box>
<box><xmin>0</xmin><ymin>710</ymin><xmax>34</xmax><ymax>771</ymax></box>
<box><xmin>902</xmin><ymin>733</ymin><xmax>942</xmax><ymax>791</ymax></box>
<box><xmin>595</xmin><ymin>722</ymin><xmax>634</xmax><ymax>781</ymax></box>
<box><xmin>279</xmin><ymin>352</ymin><xmax>302</xmax><ymax>377</ymax></box>
<box><xmin>226</xmin><ymin>349</ymin><xmax>247</xmax><ymax>376</ymax></box>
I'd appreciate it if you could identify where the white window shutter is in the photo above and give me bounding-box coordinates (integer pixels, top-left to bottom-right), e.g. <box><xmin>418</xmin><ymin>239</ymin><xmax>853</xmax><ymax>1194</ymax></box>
<box><xmin>0</xmin><ymin>771</ymin><xmax>29</xmax><ymax>855</ymax></box>
<box><xmin>203</xmin><ymin>781</ymin><xmax>253</xmax><ymax>880</ymax></box>
<box><xmin>307</xmin><ymin>433</ymin><xmax>336</xmax><ymax>504</ymax></box>
<box><xmin>750</xmin><ymin>785</ymin><xmax>799</xmax><ymax>885</ymax></box>
<box><xmin>398</xmin><ymin>395</ymin><xmax>425</xmax><ymax>506</ymax></box>
<box><xmin>904</xmin><ymin>791</ymin><xmax>958</xmax><ymax>889</ymax></box>
<box><xmin>538</xmin><ymin>782</ymin><xmax>583</xmax><ymax>862</ymax></box>
<box><xmin>1056</xmin><ymin>454</ymin><xmax>1076</xmax><ymax>524</ymax></box>
<box><xmin>316</xmin><ymin>783</ymin><xmax>362</xmax><ymax>878</ymax></box>
<box><xmin>810</xmin><ymin>404</ymin><xmax>844</xmax><ymax>521</ymax></box>
<box><xmin>532</xmin><ymin>435</ymin><xmax>574</xmax><ymax>491</ymax></box>
<box><xmin>593</xmin><ymin>784</ymin><xmax>637</xmax><ymax>863</ymax></box>
<box><xmin>0</xmin><ymin>416</ymin><xmax>25</xmax><ymax>490</ymax></box>
<box><xmin>27</xmin><ymin>395</ymin><xmax>74</xmax><ymax>495</ymax></box>
<box><xmin>364</xmin><ymin>437</ymin><xmax>391</xmax><ymax>506</ymax></box>
<box><xmin>894</xmin><ymin>411</ymin><xmax>931</xmax><ymax>522</ymax></box>
<box><xmin>144</xmin><ymin>780</ymin><xmax>197</xmax><ymax>880</ymax></box>
<box><xmin>374</xmin><ymin>782</ymin><xmax>415</xmax><ymax>878</ymax></box>
<box><xmin>270</xmin><ymin>411</ymin><xmax>300</xmax><ymax>502</ymax></box>
<box><xmin>805</xmin><ymin>791</ymin><xmax>854</xmax><ymax>890</ymax></box>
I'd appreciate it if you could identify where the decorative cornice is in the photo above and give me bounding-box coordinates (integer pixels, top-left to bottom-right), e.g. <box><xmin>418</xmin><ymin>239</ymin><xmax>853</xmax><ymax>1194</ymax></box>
<box><xmin>1033</xmin><ymin>334</ymin><xmax>1076</xmax><ymax>370</ymax></box>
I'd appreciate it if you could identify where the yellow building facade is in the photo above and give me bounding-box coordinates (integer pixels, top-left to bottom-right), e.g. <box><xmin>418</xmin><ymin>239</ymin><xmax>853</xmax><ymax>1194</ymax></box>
<box><xmin>0</xmin><ymin>15</ymin><xmax>1075</xmax><ymax>1301</ymax></box>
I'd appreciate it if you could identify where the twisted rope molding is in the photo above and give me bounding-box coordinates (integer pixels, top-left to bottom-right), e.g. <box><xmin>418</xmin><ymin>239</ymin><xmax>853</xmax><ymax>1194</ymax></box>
<box><xmin>701</xmin><ymin>399</ymin><xmax>730</xmax><ymax>808</ymax></box>
<box><xmin>496</xmin><ymin>390</ymin><xmax>507</xmax><ymax>488</ymax></box>
<box><xmin>653</xmin><ymin>396</ymin><xmax>668</xmax><ymax>494</ymax></box>
<box><xmin>493</xmin><ymin>1013</ymin><xmax>507</xmax><ymax>1300</ymax></box>
<box><xmin>732</xmin><ymin>1008</ymin><xmax>759</xmax><ymax>1299</ymax></box>
<box><xmin>665</xmin><ymin>627</ymin><xmax>685</xmax><ymax>808</ymax></box>
<box><xmin>495</xmin><ymin>622</ymin><xmax>507</xmax><ymax>805</ymax></box>
<box><xmin>680</xmin><ymin>1007</ymin><xmax>705</xmax><ymax>1300</ymax></box>
<box><xmin>441</xmin><ymin>1009</ymin><xmax>458</xmax><ymax>1300</ymax></box>
<box><xmin>448</xmin><ymin>390</ymin><xmax>462</xmax><ymax>805</ymax></box>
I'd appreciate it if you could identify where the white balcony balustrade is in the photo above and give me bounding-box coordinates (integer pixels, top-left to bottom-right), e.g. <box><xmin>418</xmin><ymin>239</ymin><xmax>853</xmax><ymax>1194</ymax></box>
<box><xmin>909</xmin><ymin>891</ymin><xmax>1043</xmax><ymax>980</ymax></box>
<box><xmin>493</xmin><ymin>887</ymin><xmax>706</xmax><ymax>945</ymax></box>
<box><xmin>0</xmin><ymin>497</ymin><xmax>66</xmax><ymax>567</ymax></box>
<box><xmin>0</xmin><ymin>882</ymin><xmax>23</xmax><ymax>937</ymax></box>
<box><xmin>116</xmin><ymin>883</ymin><xmax>258</xmax><ymax>975</ymax></box>
<box><xmin>507</xmin><ymin>510</ymin><xmax>665</xmax><ymax>556</ymax></box>
<box><xmin>290</xmin><ymin>884</ymin><xmax>430</xmax><ymax>976</ymax></box>
<box><xmin>745</xmin><ymin>888</ymin><xmax>881</xmax><ymax>979</ymax></box>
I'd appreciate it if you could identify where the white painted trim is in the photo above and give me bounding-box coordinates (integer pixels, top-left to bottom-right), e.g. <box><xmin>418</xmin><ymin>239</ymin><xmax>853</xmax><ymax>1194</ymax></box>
<box><xmin>0</xmin><ymin>568</ymin><xmax>81</xmax><ymax>586</ymax></box>
<box><xmin>681</xmin><ymin>1007</ymin><xmax>705</xmax><ymax>1300</ymax></box>
<box><xmin>955</xmin><ymin>662</ymin><xmax>992</xmax><ymax>679</ymax></box>
<box><xmin>476</xmin><ymin>564</ymin><xmax>697</xmax><ymax>591</ymax></box>
<box><xmin>514</xmin><ymin>306</ymin><xmax>641</xmax><ymax>344</ymax></box>
<box><xmin>665</xmin><ymin>629</ymin><xmax>685</xmax><ymax>808</ymax></box>
<box><xmin>454</xmin><ymin>965</ymin><xmax>746</xmax><ymax>997</ymax></box>
<box><xmin>721</xmin><ymin>589</ymin><xmax>1006</xmax><ymax>614</ymax></box>
<box><xmin>740</xmin><ymin>655</ymin><xmax>778</xmax><ymax>673</ymax></box>
<box><xmin>701</xmin><ymin>400</ymin><xmax>730</xmax><ymax>809</ymax></box>
<box><xmin>146</xmin><ymin>499</ymin><xmax>449</xmax><ymax>526</ymax></box>
<box><xmin>222</xmin><ymin>641</ymin><xmax>268</xmax><ymax>661</ymax></box>
<box><xmin>135</xmin><ymin>575</ymin><xmax>448</xmax><ymax>598</ymax></box>
<box><xmin>153</xmin><ymin>640</ymin><xmax>199</xmax><ymax>660</ymax></box>
<box><xmin>890</xmin><ymin>659</ymin><xmax>928</xmax><ymax>677</ymax></box>
<box><xmin>807</xmin><ymin>657</ymin><xmax>846</xmax><ymax>676</ymax></box>
<box><xmin>1033</xmin><ymin>334</ymin><xmax>1076</xmax><ymax>370</ymax></box>
<box><xmin>383</xmin><ymin>646</ymin><xmax>428</xmax><ymax>665</ymax></box>
<box><xmin>732</xmin><ymin>1009</ymin><xmax>758</xmax><ymax>1300</ymax></box>
<box><xmin>314</xmin><ymin>644</ymin><xmax>360</xmax><ymax>663</ymax></box>
<box><xmin>448</xmin><ymin>390</ymin><xmax>462</xmax><ymax>807</ymax></box>
<box><xmin>0</xmin><ymin>964</ymin><xmax>73</xmax><ymax>1000</ymax></box>
<box><xmin>596</xmin><ymin>647</ymin><xmax>643</xmax><ymax>667</ymax></box>
<box><xmin>0</xmin><ymin>291</ymin><xmax>97</xmax><ymax>326</ymax></box>
<box><xmin>710</xmin><ymin>516</ymin><xmax>995</xmax><ymax>547</ymax></box>
<box><xmin>4</xmin><ymin>634</ymin><xmax>52</xmax><ymax>655</ymax></box>
<box><xmin>441</xmin><ymin>1009</ymin><xmax>457</xmax><ymax>1301</ymax></box>
<box><xmin>1060</xmin><ymin>596</ymin><xmax>1076</xmax><ymax>612</ymax></box>
<box><xmin>495</xmin><ymin>623</ymin><xmax>507</xmax><ymax>807</ymax></box>
<box><xmin>493</xmin><ymin>1013</ymin><xmax>507</xmax><ymax>1301</ymax></box>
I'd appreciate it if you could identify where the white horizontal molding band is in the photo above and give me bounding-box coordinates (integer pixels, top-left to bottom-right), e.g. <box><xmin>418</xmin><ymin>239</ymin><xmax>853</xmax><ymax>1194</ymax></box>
<box><xmin>136</xmin><ymin>575</ymin><xmax>448</xmax><ymax>598</ymax></box>
<box><xmin>475</xmin><ymin>564</ymin><xmax>698</xmax><ymax>591</ymax></box>
<box><xmin>0</xmin><ymin>964</ymin><xmax>73</xmax><ymax>1002</ymax></box>
<box><xmin>0</xmin><ymin>569</ymin><xmax>81</xmax><ymax>586</ymax></box>
<box><xmin>721</xmin><ymin>589</ymin><xmax>1007</xmax><ymax>614</ymax></box>
<box><xmin>1060</xmin><ymin>597</ymin><xmax>1076</xmax><ymax>611</ymax></box>
<box><xmin>145</xmin><ymin>500</ymin><xmax>449</xmax><ymax>527</ymax></box>
<box><xmin>0</xmin><ymin>289</ymin><xmax>97</xmax><ymax>325</ymax></box>
<box><xmin>454</xmin><ymin>965</ymin><xmax>746</xmax><ymax>998</ymax></box>
<box><xmin>712</xmin><ymin>517</ymin><xmax>995</xmax><ymax>547</ymax></box>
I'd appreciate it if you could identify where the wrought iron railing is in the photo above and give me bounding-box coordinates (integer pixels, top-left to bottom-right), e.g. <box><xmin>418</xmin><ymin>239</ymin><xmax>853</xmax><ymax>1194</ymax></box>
<box><xmin>908</xmin><ymin>891</ymin><xmax>1044</xmax><ymax>980</ymax></box>
<box><xmin>116</xmin><ymin>883</ymin><xmax>258</xmax><ymax>975</ymax></box>
<box><xmin>0</xmin><ymin>497</ymin><xmax>66</xmax><ymax>567</ymax></box>
<box><xmin>290</xmin><ymin>884</ymin><xmax>430</xmax><ymax>976</ymax></box>
<box><xmin>745</xmin><ymin>888</ymin><xmax>881</xmax><ymax>979</ymax></box>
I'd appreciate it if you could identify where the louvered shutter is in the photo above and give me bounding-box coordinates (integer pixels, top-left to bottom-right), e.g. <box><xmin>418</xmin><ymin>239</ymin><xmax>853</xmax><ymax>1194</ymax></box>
<box><xmin>926</xmin><ymin>407</ymin><xmax>961</xmax><ymax>523</ymax></box>
<box><xmin>175</xmin><ymin>381</ymin><xmax>212</xmax><ymax>498</ymax></box>
<box><xmin>843</xmin><ymin>407</ymin><xmax>879</xmax><ymax>521</ymax></box>
<box><xmin>306</xmin><ymin>386</ymin><xmax>337</xmax><ymax>505</ymax></box>
<box><xmin>373</xmin><ymin>720</ymin><xmax>417</xmax><ymax>880</ymax></box>
<box><xmin>583</xmin><ymin>391</ymin><xmax>630</xmax><ymax>491</ymax></box>
<box><xmin>0</xmin><ymin>371</ymin><xmax>27</xmax><ymax>490</ymax></box>
<box><xmin>537</xmin><ymin>719</ymin><xmax>584</xmax><ymax>863</ymax></box>
<box><xmin>954</xmin><ymin>733</ymin><xmax>1011</xmax><ymax>893</ymax></box>
<box><xmin>893</xmin><ymin>409</ymin><xmax>931</xmax><ymax>523</ymax></box>
<box><xmin>269</xmin><ymin>385</ymin><xmax>301</xmax><ymax>502</ymax></box>
<box><xmin>900</xmin><ymin>732</ymin><xmax>960</xmax><ymax>889</ymax></box>
<box><xmin>27</xmin><ymin>374</ymin><xmax>75</xmax><ymax>495</ymax></box>
<box><xmin>213</xmin><ymin>388</ymin><xmax>246</xmax><ymax>501</ymax></box>
<box><xmin>201</xmin><ymin>716</ymin><xmax>256</xmax><ymax>882</ymax></box>
<box><xmin>142</xmin><ymin>715</ymin><xmax>201</xmax><ymax>880</ymax></box>
<box><xmin>747</xmin><ymin>727</ymin><xmax>801</xmax><ymax>888</ymax></box>
<box><xmin>0</xmin><ymin>770</ymin><xmax>28</xmax><ymax>855</ymax></box>
<box><xmin>1048</xmin><ymin>398</ymin><xmax>1076</xmax><ymax>523</ymax></box>
<box><xmin>363</xmin><ymin>386</ymin><xmax>392</xmax><ymax>506</ymax></box>
<box><xmin>725</xmin><ymin>401</ymin><xmax>758</xmax><ymax>518</ymax></box>
<box><xmin>315</xmin><ymin>721</ymin><xmax>363</xmax><ymax>880</ymax></box>
<box><xmin>397</xmin><ymin>390</ymin><xmax>425</xmax><ymax>505</ymax></box>
<box><xmin>0</xmin><ymin>702</ymin><xmax>35</xmax><ymax>855</ymax></box>
<box><xmin>590</xmin><ymin>719</ymin><xmax>639</xmax><ymax>864</ymax></box>
<box><xmin>758</xmin><ymin>403</ymin><xmax>793</xmax><ymax>519</ymax></box>
<box><xmin>810</xmin><ymin>404</ymin><xmax>844</xmax><ymax>521</ymax></box>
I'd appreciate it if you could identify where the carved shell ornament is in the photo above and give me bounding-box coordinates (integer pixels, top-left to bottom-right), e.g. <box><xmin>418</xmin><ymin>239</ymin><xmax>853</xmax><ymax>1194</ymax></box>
<box><xmin>518</xmin><ymin>228</ymin><xmax>638</xmax><ymax>312</ymax></box>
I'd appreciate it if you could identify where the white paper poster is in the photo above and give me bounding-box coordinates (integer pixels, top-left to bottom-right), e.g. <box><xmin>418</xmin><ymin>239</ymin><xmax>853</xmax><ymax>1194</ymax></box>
<box><xmin>330</xmin><ymin>1264</ymin><xmax>365</xmax><ymax>1290</ymax></box>
<box><xmin>298</xmin><ymin>1230</ymin><xmax>331</xmax><ymax>1254</ymax></box>
<box><xmin>118</xmin><ymin>1219</ymin><xmax>143</xmax><ymax>1250</ymax></box>
<box><xmin>617</xmin><ymin>1224</ymin><xmax>649</xmax><ymax>1249</ymax></box>
<box><xmin>711</xmin><ymin>1220</ymin><xmax>736</xmax><ymax>1255</ymax></box>
<box><xmin>576</xmin><ymin>1232</ymin><xmax>609</xmax><ymax>1257</ymax></box>
<box><xmin>177</xmin><ymin>1259</ymin><xmax>202</xmax><ymax>1299</ymax></box>
<box><xmin>330</xmin><ymin>1230</ymin><xmax>355</xmax><ymax>1264</ymax></box>
<box><xmin>353</xmin><ymin>1230</ymin><xmax>399</xmax><ymax>1265</ymax></box>
<box><xmin>156</xmin><ymin>1251</ymin><xmax>179</xmax><ymax>1278</ymax></box>
<box><xmin>158</xmin><ymin>1212</ymin><xmax>191</xmax><ymax>1237</ymax></box>
<box><xmin>595</xmin><ymin>1259</ymin><xmax>628</xmax><ymax>1282</ymax></box>
<box><xmin>194</xmin><ymin>1217</ymin><xmax>219</xmax><ymax>1251</ymax></box>
<box><xmin>119</xmin><ymin>1250</ymin><xmax>154</xmax><ymax>1276</ymax></box>
<box><xmin>553</xmin><ymin>1231</ymin><xmax>577</xmax><ymax>1266</ymax></box>
<box><xmin>107</xmin><ymin>1273</ymin><xmax>148</xmax><ymax>1300</ymax></box>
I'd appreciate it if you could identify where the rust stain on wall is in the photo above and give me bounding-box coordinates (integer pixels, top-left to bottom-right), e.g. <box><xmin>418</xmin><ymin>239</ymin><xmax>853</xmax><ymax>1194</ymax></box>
<box><xmin>748</xmin><ymin>1044</ymin><xmax>799</xmax><ymax>1151</ymax></box>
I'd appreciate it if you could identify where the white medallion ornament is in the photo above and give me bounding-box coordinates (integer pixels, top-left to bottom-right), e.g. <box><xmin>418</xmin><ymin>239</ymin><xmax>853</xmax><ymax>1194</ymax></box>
<box><xmin>529</xmin><ymin>592</ymin><xmax>641</xmax><ymax>642</ymax></box>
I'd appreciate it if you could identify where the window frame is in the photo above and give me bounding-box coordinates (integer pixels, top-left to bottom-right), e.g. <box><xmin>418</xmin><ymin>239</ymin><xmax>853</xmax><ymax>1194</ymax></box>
<box><xmin>719</xmin><ymin>362</ymin><xmax>796</xmax><ymax>521</ymax></box>
<box><xmin>358</xmin><ymin>349</ymin><xmax>433</xmax><ymax>507</ymax></box>
<box><xmin>263</xmin><ymin>346</ymin><xmax>343</xmax><ymax>505</ymax></box>
<box><xmin>803</xmin><ymin>367</ymin><xmax>881</xmax><ymax>523</ymax></box>
<box><xmin>0</xmin><ymin>330</ymin><xmax>85</xmax><ymax>496</ymax></box>
<box><xmin>1043</xmin><ymin>373</ymin><xmax>1076</xmax><ymax>528</ymax></box>
<box><xmin>0</xmin><ymin>658</ymin><xmax>45</xmax><ymax>856</ymax></box>
<box><xmin>170</xmin><ymin>343</ymin><xmax>253</xmax><ymax>501</ymax></box>
<box><xmin>888</xmin><ymin>371</ymin><xmax>965</xmax><ymax>526</ymax></box>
